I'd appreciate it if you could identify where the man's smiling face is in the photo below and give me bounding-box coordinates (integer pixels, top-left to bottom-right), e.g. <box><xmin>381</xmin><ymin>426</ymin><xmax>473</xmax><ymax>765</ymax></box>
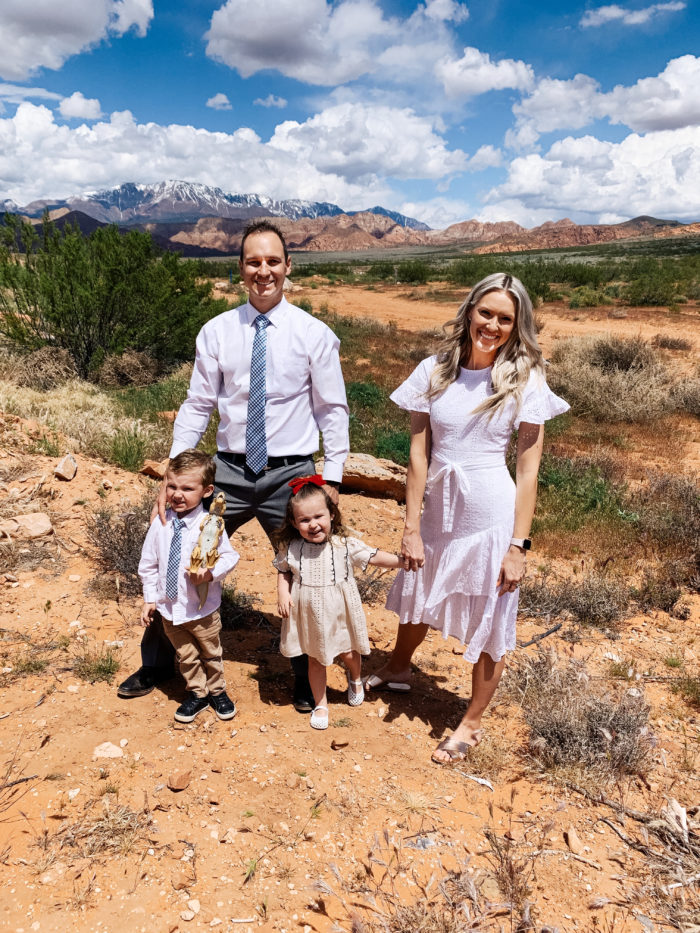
<box><xmin>239</xmin><ymin>230</ymin><xmax>291</xmax><ymax>313</ymax></box>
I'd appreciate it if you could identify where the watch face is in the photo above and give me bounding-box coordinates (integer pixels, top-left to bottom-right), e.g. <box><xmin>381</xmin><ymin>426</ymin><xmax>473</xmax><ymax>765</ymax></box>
<box><xmin>523</xmin><ymin>538</ymin><xmax>532</xmax><ymax>550</ymax></box>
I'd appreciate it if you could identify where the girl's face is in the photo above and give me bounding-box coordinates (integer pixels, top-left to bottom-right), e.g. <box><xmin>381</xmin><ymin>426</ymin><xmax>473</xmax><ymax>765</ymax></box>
<box><xmin>291</xmin><ymin>491</ymin><xmax>332</xmax><ymax>543</ymax></box>
<box><xmin>466</xmin><ymin>289</ymin><xmax>516</xmax><ymax>368</ymax></box>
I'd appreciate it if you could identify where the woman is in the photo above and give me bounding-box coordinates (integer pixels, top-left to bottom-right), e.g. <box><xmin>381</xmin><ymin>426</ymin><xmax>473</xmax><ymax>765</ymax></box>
<box><xmin>365</xmin><ymin>273</ymin><xmax>569</xmax><ymax>764</ymax></box>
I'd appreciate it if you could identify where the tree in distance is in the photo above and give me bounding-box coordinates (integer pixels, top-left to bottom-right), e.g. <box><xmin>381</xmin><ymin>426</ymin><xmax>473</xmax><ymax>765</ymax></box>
<box><xmin>0</xmin><ymin>215</ymin><xmax>226</xmax><ymax>379</ymax></box>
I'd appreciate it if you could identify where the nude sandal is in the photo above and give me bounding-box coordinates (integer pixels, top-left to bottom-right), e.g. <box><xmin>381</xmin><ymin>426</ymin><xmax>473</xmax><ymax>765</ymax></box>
<box><xmin>310</xmin><ymin>705</ymin><xmax>329</xmax><ymax>730</ymax></box>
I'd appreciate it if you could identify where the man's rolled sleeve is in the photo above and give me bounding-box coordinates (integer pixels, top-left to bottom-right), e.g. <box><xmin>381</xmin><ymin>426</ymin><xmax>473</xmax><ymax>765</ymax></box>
<box><xmin>310</xmin><ymin>330</ymin><xmax>349</xmax><ymax>484</ymax></box>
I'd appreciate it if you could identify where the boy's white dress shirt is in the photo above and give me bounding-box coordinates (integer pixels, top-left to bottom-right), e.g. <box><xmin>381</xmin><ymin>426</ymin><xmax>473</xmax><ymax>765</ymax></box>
<box><xmin>138</xmin><ymin>505</ymin><xmax>239</xmax><ymax>625</ymax></box>
<box><xmin>169</xmin><ymin>298</ymin><xmax>349</xmax><ymax>483</ymax></box>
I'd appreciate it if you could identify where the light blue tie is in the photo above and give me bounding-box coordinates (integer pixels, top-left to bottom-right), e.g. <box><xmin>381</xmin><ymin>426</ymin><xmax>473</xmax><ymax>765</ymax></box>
<box><xmin>165</xmin><ymin>517</ymin><xmax>185</xmax><ymax>600</ymax></box>
<box><xmin>246</xmin><ymin>315</ymin><xmax>271</xmax><ymax>473</ymax></box>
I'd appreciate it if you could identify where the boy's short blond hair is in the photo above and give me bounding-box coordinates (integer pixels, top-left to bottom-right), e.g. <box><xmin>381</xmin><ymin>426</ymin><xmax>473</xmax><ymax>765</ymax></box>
<box><xmin>167</xmin><ymin>449</ymin><xmax>216</xmax><ymax>488</ymax></box>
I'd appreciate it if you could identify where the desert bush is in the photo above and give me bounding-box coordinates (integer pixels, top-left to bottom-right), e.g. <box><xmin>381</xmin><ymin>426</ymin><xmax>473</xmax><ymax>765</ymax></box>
<box><xmin>510</xmin><ymin>650</ymin><xmax>652</xmax><ymax>776</ymax></box>
<box><xmin>96</xmin><ymin>350</ymin><xmax>160</xmax><ymax>387</ymax></box>
<box><xmin>365</xmin><ymin>261</ymin><xmax>395</xmax><ymax>282</ymax></box>
<box><xmin>630</xmin><ymin>564</ymin><xmax>684</xmax><ymax>612</ymax></box>
<box><xmin>672</xmin><ymin>375</ymin><xmax>700</xmax><ymax>416</ymax></box>
<box><xmin>633</xmin><ymin>473</ymin><xmax>700</xmax><ymax>587</ymax></box>
<box><xmin>548</xmin><ymin>335</ymin><xmax>672</xmax><ymax>422</ymax></box>
<box><xmin>108</xmin><ymin>426</ymin><xmax>148</xmax><ymax>472</ymax></box>
<box><xmin>396</xmin><ymin>259</ymin><xmax>431</xmax><ymax>284</ymax></box>
<box><xmin>296</xmin><ymin>297</ymin><xmax>313</xmax><ymax>313</ymax></box>
<box><xmin>674</xmin><ymin>676</ymin><xmax>700</xmax><ymax>709</ymax></box>
<box><xmin>519</xmin><ymin>568</ymin><xmax>629</xmax><ymax>628</ymax></box>
<box><xmin>568</xmin><ymin>286</ymin><xmax>612</xmax><ymax>309</ymax></box>
<box><xmin>112</xmin><ymin>363</ymin><xmax>191</xmax><ymax>421</ymax></box>
<box><xmin>86</xmin><ymin>494</ymin><xmax>153</xmax><ymax>595</ymax></box>
<box><xmin>0</xmin><ymin>216</ymin><xmax>225</xmax><ymax>378</ymax></box>
<box><xmin>73</xmin><ymin>644</ymin><xmax>121</xmax><ymax>683</ymax></box>
<box><xmin>651</xmin><ymin>333</ymin><xmax>692</xmax><ymax>351</ymax></box>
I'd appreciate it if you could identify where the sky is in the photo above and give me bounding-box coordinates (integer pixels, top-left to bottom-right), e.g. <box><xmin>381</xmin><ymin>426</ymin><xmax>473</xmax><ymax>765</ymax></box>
<box><xmin>0</xmin><ymin>0</ymin><xmax>699</xmax><ymax>229</ymax></box>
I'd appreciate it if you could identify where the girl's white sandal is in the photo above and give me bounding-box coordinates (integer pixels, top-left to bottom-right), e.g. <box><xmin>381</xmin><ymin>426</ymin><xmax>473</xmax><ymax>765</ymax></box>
<box><xmin>347</xmin><ymin>678</ymin><xmax>365</xmax><ymax>707</ymax></box>
<box><xmin>310</xmin><ymin>705</ymin><xmax>328</xmax><ymax>730</ymax></box>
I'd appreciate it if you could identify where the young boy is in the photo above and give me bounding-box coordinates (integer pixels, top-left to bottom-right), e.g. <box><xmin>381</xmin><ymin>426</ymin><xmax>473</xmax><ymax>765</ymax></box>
<box><xmin>138</xmin><ymin>449</ymin><xmax>239</xmax><ymax>723</ymax></box>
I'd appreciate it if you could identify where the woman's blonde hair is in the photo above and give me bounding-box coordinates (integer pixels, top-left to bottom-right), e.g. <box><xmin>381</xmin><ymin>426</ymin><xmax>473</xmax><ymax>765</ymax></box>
<box><xmin>427</xmin><ymin>272</ymin><xmax>544</xmax><ymax>417</ymax></box>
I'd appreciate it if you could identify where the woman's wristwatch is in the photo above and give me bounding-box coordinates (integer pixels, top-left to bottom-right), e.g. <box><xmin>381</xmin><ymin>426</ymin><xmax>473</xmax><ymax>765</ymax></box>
<box><xmin>510</xmin><ymin>537</ymin><xmax>532</xmax><ymax>551</ymax></box>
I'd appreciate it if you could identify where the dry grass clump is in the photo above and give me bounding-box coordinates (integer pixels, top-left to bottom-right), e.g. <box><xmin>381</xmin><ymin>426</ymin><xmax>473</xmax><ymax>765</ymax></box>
<box><xmin>356</xmin><ymin>566</ymin><xmax>393</xmax><ymax>604</ymax></box>
<box><xmin>651</xmin><ymin>333</ymin><xmax>692</xmax><ymax>351</ymax></box>
<box><xmin>0</xmin><ymin>346</ymin><xmax>77</xmax><ymax>390</ymax></box>
<box><xmin>519</xmin><ymin>568</ymin><xmax>629</xmax><ymax>629</ymax></box>
<box><xmin>86</xmin><ymin>494</ymin><xmax>153</xmax><ymax>596</ymax></box>
<box><xmin>315</xmin><ymin>833</ymin><xmax>511</xmax><ymax>932</ymax></box>
<box><xmin>548</xmin><ymin>335</ymin><xmax>672</xmax><ymax>422</ymax></box>
<box><xmin>43</xmin><ymin>799</ymin><xmax>153</xmax><ymax>860</ymax></box>
<box><xmin>510</xmin><ymin>649</ymin><xmax>652</xmax><ymax>777</ymax></box>
<box><xmin>672</xmin><ymin>374</ymin><xmax>700</xmax><ymax>417</ymax></box>
<box><xmin>630</xmin><ymin>564</ymin><xmax>684</xmax><ymax>612</ymax></box>
<box><xmin>634</xmin><ymin>473</ymin><xmax>700</xmax><ymax>587</ymax></box>
<box><xmin>96</xmin><ymin>349</ymin><xmax>160</xmax><ymax>387</ymax></box>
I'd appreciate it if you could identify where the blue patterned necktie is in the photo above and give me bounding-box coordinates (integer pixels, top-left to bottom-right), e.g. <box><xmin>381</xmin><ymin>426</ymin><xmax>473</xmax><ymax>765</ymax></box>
<box><xmin>165</xmin><ymin>516</ymin><xmax>185</xmax><ymax>600</ymax></box>
<box><xmin>246</xmin><ymin>314</ymin><xmax>271</xmax><ymax>473</ymax></box>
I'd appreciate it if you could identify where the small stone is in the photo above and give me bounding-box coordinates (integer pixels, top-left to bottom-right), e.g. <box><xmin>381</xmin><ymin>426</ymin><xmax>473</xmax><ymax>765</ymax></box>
<box><xmin>187</xmin><ymin>899</ymin><xmax>200</xmax><ymax>914</ymax></box>
<box><xmin>68</xmin><ymin>574</ymin><xmax>81</xmax><ymax>583</ymax></box>
<box><xmin>286</xmin><ymin>774</ymin><xmax>300</xmax><ymax>789</ymax></box>
<box><xmin>353</xmin><ymin>764</ymin><xmax>362</xmax><ymax>773</ymax></box>
<box><xmin>68</xmin><ymin>788</ymin><xmax>80</xmax><ymax>800</ymax></box>
<box><xmin>54</xmin><ymin>454</ymin><xmax>78</xmax><ymax>481</ymax></box>
<box><xmin>180</xmin><ymin>910</ymin><xmax>195</xmax><ymax>921</ymax></box>
<box><xmin>4</xmin><ymin>573</ymin><xmax>17</xmax><ymax>583</ymax></box>
<box><xmin>259</xmin><ymin>725</ymin><xmax>267</xmax><ymax>732</ymax></box>
<box><xmin>119</xmin><ymin>738</ymin><xmax>128</xmax><ymax>748</ymax></box>
<box><xmin>93</xmin><ymin>742</ymin><xmax>123</xmax><ymax>759</ymax></box>
<box><xmin>278</xmin><ymin>821</ymin><xmax>290</xmax><ymax>833</ymax></box>
<box><xmin>67</xmin><ymin>685</ymin><xmax>79</xmax><ymax>693</ymax></box>
<box><xmin>626</xmin><ymin>687</ymin><xmax>642</xmax><ymax>698</ymax></box>
<box><xmin>15</xmin><ymin>512</ymin><xmax>53</xmax><ymax>539</ymax></box>
<box><xmin>102</xmin><ymin>479</ymin><xmax>113</xmax><ymax>490</ymax></box>
<box><xmin>564</xmin><ymin>825</ymin><xmax>584</xmax><ymax>855</ymax></box>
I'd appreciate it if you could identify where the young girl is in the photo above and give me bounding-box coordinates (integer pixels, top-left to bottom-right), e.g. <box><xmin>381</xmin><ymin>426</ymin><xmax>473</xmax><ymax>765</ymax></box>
<box><xmin>273</xmin><ymin>475</ymin><xmax>403</xmax><ymax>730</ymax></box>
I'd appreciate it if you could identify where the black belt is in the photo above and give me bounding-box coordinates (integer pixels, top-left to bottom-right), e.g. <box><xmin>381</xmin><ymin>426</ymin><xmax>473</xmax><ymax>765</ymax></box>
<box><xmin>220</xmin><ymin>452</ymin><xmax>313</xmax><ymax>471</ymax></box>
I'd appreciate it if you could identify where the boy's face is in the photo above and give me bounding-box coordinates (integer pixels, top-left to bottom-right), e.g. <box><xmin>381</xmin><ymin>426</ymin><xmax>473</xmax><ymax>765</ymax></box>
<box><xmin>165</xmin><ymin>470</ymin><xmax>214</xmax><ymax>516</ymax></box>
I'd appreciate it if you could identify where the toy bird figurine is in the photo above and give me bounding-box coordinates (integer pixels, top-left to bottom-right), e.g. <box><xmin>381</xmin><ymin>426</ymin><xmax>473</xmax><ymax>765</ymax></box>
<box><xmin>188</xmin><ymin>492</ymin><xmax>226</xmax><ymax>609</ymax></box>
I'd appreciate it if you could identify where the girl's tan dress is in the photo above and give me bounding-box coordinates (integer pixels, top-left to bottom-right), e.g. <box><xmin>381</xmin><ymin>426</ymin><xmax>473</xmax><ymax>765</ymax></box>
<box><xmin>274</xmin><ymin>535</ymin><xmax>377</xmax><ymax>666</ymax></box>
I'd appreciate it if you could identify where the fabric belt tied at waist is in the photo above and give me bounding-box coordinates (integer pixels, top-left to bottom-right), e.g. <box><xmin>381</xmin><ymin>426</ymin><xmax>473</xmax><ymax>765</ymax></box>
<box><xmin>427</xmin><ymin>457</ymin><xmax>505</xmax><ymax>533</ymax></box>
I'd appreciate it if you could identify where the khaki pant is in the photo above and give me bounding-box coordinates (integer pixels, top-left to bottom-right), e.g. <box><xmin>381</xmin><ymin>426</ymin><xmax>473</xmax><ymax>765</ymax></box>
<box><xmin>162</xmin><ymin>612</ymin><xmax>224</xmax><ymax>698</ymax></box>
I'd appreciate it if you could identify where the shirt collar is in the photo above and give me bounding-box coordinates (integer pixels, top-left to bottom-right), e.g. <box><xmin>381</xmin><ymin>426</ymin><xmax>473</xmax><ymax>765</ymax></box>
<box><xmin>243</xmin><ymin>296</ymin><xmax>287</xmax><ymax>328</ymax></box>
<box><xmin>167</xmin><ymin>503</ymin><xmax>205</xmax><ymax>529</ymax></box>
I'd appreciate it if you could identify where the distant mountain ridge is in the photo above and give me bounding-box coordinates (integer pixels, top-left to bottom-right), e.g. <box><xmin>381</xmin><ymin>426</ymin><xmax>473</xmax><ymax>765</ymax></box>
<box><xmin>5</xmin><ymin>180</ymin><xmax>430</xmax><ymax>230</ymax></box>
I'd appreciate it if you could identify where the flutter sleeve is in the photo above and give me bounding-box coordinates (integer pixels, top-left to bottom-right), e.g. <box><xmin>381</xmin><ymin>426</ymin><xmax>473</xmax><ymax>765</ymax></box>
<box><xmin>515</xmin><ymin>369</ymin><xmax>570</xmax><ymax>428</ymax></box>
<box><xmin>272</xmin><ymin>546</ymin><xmax>291</xmax><ymax>573</ymax></box>
<box><xmin>389</xmin><ymin>356</ymin><xmax>436</xmax><ymax>413</ymax></box>
<box><xmin>344</xmin><ymin>536</ymin><xmax>379</xmax><ymax>572</ymax></box>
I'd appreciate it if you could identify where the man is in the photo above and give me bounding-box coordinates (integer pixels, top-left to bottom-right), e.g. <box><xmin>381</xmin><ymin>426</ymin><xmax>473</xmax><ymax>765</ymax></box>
<box><xmin>118</xmin><ymin>220</ymin><xmax>349</xmax><ymax>711</ymax></box>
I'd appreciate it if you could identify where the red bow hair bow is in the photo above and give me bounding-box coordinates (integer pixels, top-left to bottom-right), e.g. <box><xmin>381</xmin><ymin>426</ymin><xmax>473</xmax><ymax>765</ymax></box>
<box><xmin>288</xmin><ymin>474</ymin><xmax>326</xmax><ymax>496</ymax></box>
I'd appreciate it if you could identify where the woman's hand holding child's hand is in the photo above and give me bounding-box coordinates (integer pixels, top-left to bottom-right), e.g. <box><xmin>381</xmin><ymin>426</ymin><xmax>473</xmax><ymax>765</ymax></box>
<box><xmin>400</xmin><ymin>527</ymin><xmax>425</xmax><ymax>572</ymax></box>
<box><xmin>141</xmin><ymin>602</ymin><xmax>156</xmax><ymax>626</ymax></box>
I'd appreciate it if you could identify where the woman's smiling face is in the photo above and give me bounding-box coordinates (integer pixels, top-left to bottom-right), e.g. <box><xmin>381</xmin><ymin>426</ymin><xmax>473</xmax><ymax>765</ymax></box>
<box><xmin>466</xmin><ymin>289</ymin><xmax>516</xmax><ymax>368</ymax></box>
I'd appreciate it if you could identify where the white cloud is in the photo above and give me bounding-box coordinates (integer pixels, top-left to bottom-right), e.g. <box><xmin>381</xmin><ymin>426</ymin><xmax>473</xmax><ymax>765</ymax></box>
<box><xmin>206</xmin><ymin>93</ymin><xmax>232</xmax><ymax>111</ymax></box>
<box><xmin>0</xmin><ymin>82</ymin><xmax>61</xmax><ymax>105</ymax></box>
<box><xmin>398</xmin><ymin>196</ymin><xmax>476</xmax><ymax>229</ymax></box>
<box><xmin>269</xmin><ymin>101</ymin><xmax>466</xmax><ymax>181</ymax></box>
<box><xmin>580</xmin><ymin>1</ymin><xmax>685</xmax><ymax>28</ymax></box>
<box><xmin>254</xmin><ymin>94</ymin><xmax>288</xmax><ymax>109</ymax></box>
<box><xmin>0</xmin><ymin>0</ymin><xmax>154</xmax><ymax>81</ymax></box>
<box><xmin>437</xmin><ymin>47</ymin><xmax>534</xmax><ymax>98</ymax></box>
<box><xmin>466</xmin><ymin>144</ymin><xmax>502</xmax><ymax>170</ymax></box>
<box><xmin>0</xmin><ymin>101</ymin><xmax>466</xmax><ymax>209</ymax></box>
<box><xmin>487</xmin><ymin>126</ymin><xmax>700</xmax><ymax>223</ymax></box>
<box><xmin>511</xmin><ymin>55</ymin><xmax>700</xmax><ymax>145</ymax></box>
<box><xmin>205</xmin><ymin>0</ymin><xmax>391</xmax><ymax>85</ymax></box>
<box><xmin>58</xmin><ymin>91</ymin><xmax>102</xmax><ymax>120</ymax></box>
<box><xmin>422</xmin><ymin>0</ymin><xmax>469</xmax><ymax>23</ymax></box>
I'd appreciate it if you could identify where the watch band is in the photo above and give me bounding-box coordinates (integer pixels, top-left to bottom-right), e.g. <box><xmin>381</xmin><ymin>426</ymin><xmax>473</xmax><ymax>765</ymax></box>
<box><xmin>510</xmin><ymin>537</ymin><xmax>532</xmax><ymax>551</ymax></box>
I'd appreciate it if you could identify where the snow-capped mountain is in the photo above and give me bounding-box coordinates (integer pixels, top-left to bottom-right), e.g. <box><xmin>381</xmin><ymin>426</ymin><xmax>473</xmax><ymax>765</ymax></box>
<box><xmin>13</xmin><ymin>180</ymin><xmax>430</xmax><ymax>229</ymax></box>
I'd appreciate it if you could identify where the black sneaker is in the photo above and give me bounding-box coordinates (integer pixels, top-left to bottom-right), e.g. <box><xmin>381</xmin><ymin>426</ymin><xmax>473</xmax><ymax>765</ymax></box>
<box><xmin>209</xmin><ymin>691</ymin><xmax>237</xmax><ymax>721</ymax></box>
<box><xmin>174</xmin><ymin>693</ymin><xmax>210</xmax><ymax>723</ymax></box>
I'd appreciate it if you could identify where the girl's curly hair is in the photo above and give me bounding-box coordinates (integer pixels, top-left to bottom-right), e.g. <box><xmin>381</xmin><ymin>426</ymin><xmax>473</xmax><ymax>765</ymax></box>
<box><xmin>271</xmin><ymin>482</ymin><xmax>347</xmax><ymax>550</ymax></box>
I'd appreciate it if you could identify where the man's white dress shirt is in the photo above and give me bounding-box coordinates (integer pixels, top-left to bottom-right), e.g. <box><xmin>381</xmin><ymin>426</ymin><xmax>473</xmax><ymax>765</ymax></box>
<box><xmin>138</xmin><ymin>505</ymin><xmax>239</xmax><ymax>624</ymax></box>
<box><xmin>169</xmin><ymin>298</ymin><xmax>349</xmax><ymax>483</ymax></box>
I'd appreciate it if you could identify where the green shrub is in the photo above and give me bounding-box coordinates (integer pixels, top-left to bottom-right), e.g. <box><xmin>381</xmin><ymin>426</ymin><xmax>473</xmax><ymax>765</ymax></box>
<box><xmin>73</xmin><ymin>645</ymin><xmax>121</xmax><ymax>683</ymax></box>
<box><xmin>0</xmin><ymin>216</ymin><xmax>226</xmax><ymax>378</ymax></box>
<box><xmin>346</xmin><ymin>381</ymin><xmax>385</xmax><ymax>409</ymax></box>
<box><xmin>396</xmin><ymin>260</ymin><xmax>431</xmax><ymax>285</ymax></box>
<box><xmin>568</xmin><ymin>286</ymin><xmax>612</xmax><ymax>309</ymax></box>
<box><xmin>375</xmin><ymin>429</ymin><xmax>410</xmax><ymax>464</ymax></box>
<box><xmin>296</xmin><ymin>297</ymin><xmax>313</xmax><ymax>313</ymax></box>
<box><xmin>109</xmin><ymin>427</ymin><xmax>147</xmax><ymax>472</ymax></box>
<box><xmin>534</xmin><ymin>454</ymin><xmax>626</xmax><ymax>533</ymax></box>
